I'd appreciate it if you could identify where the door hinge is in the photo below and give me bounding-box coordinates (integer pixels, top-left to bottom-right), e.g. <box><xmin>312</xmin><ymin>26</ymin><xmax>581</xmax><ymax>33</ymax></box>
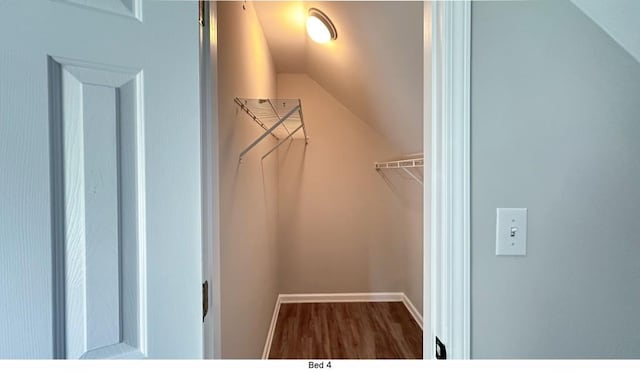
<box><xmin>435</xmin><ymin>336</ymin><xmax>447</xmax><ymax>359</ymax></box>
<box><xmin>199</xmin><ymin>0</ymin><xmax>205</xmax><ymax>27</ymax></box>
<box><xmin>202</xmin><ymin>280</ymin><xmax>209</xmax><ymax>322</ymax></box>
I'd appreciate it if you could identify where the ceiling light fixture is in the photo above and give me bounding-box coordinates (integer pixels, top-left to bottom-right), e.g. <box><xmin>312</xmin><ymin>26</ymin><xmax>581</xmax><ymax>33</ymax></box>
<box><xmin>306</xmin><ymin>8</ymin><xmax>337</xmax><ymax>44</ymax></box>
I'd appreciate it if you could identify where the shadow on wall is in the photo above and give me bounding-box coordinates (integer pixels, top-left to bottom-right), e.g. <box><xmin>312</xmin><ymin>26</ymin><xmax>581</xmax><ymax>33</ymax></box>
<box><xmin>225</xmin><ymin>111</ymin><xmax>242</xmax><ymax>216</ymax></box>
<box><xmin>261</xmin><ymin>139</ymin><xmax>307</xmax><ymax>228</ymax></box>
<box><xmin>274</xmin><ymin>73</ymin><xmax>419</xmax><ymax>298</ymax></box>
<box><xmin>275</xmin><ymin>138</ymin><xmax>307</xmax><ymax>295</ymax></box>
<box><xmin>276</xmin><ymin>137</ymin><xmax>308</xmax><ymax>218</ymax></box>
<box><xmin>376</xmin><ymin>167</ymin><xmax>424</xmax><ymax>209</ymax></box>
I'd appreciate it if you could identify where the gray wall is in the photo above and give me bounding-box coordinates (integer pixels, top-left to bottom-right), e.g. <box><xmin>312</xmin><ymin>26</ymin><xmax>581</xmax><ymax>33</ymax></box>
<box><xmin>471</xmin><ymin>0</ymin><xmax>640</xmax><ymax>358</ymax></box>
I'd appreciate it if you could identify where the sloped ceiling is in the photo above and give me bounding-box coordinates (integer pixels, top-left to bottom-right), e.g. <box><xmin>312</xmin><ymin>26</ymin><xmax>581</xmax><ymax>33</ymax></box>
<box><xmin>254</xmin><ymin>1</ymin><xmax>423</xmax><ymax>154</ymax></box>
<box><xmin>571</xmin><ymin>0</ymin><xmax>640</xmax><ymax>64</ymax></box>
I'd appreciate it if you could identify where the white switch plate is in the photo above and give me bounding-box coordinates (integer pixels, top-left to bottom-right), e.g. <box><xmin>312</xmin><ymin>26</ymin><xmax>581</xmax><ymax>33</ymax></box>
<box><xmin>496</xmin><ymin>208</ymin><xmax>527</xmax><ymax>256</ymax></box>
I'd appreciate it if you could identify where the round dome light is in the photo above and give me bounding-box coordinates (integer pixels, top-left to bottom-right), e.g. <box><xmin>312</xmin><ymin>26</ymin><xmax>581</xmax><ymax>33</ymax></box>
<box><xmin>306</xmin><ymin>8</ymin><xmax>337</xmax><ymax>44</ymax></box>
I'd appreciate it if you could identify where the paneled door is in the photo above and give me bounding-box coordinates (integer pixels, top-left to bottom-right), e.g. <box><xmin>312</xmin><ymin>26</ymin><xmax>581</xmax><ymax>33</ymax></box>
<box><xmin>0</xmin><ymin>0</ymin><xmax>203</xmax><ymax>358</ymax></box>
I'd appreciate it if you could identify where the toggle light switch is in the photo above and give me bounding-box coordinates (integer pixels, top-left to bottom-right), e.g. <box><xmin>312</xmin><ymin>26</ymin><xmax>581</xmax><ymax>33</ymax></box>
<box><xmin>510</xmin><ymin>226</ymin><xmax>518</xmax><ymax>237</ymax></box>
<box><xmin>496</xmin><ymin>208</ymin><xmax>527</xmax><ymax>256</ymax></box>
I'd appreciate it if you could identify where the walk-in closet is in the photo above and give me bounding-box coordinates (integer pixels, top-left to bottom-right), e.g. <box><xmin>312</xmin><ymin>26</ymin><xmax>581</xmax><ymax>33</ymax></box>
<box><xmin>216</xmin><ymin>1</ymin><xmax>428</xmax><ymax>359</ymax></box>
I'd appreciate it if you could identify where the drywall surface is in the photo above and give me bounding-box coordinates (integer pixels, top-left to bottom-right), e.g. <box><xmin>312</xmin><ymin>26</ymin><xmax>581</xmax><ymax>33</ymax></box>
<box><xmin>217</xmin><ymin>1</ymin><xmax>279</xmax><ymax>358</ymax></box>
<box><xmin>276</xmin><ymin>73</ymin><xmax>423</xmax><ymax>313</ymax></box>
<box><xmin>571</xmin><ymin>0</ymin><xmax>640</xmax><ymax>64</ymax></box>
<box><xmin>402</xmin><ymin>164</ymin><xmax>425</xmax><ymax>315</ymax></box>
<box><xmin>255</xmin><ymin>1</ymin><xmax>424</xmax><ymax>153</ymax></box>
<box><xmin>471</xmin><ymin>0</ymin><xmax>640</xmax><ymax>358</ymax></box>
<box><xmin>418</xmin><ymin>0</ymin><xmax>432</xmax><ymax>323</ymax></box>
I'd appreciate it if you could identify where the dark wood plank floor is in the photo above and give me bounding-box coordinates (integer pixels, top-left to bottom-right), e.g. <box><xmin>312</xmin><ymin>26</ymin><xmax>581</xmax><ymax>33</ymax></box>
<box><xmin>268</xmin><ymin>302</ymin><xmax>422</xmax><ymax>359</ymax></box>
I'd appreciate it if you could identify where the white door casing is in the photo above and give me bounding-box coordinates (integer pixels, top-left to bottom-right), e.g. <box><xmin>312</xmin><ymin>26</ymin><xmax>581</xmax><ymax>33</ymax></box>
<box><xmin>200</xmin><ymin>0</ymin><xmax>222</xmax><ymax>359</ymax></box>
<box><xmin>430</xmin><ymin>0</ymin><xmax>472</xmax><ymax>360</ymax></box>
<box><xmin>0</xmin><ymin>0</ymin><xmax>202</xmax><ymax>358</ymax></box>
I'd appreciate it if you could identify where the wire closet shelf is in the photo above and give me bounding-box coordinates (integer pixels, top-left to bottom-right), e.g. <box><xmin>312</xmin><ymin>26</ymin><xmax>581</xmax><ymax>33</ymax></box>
<box><xmin>374</xmin><ymin>157</ymin><xmax>424</xmax><ymax>185</ymax></box>
<box><xmin>234</xmin><ymin>97</ymin><xmax>308</xmax><ymax>160</ymax></box>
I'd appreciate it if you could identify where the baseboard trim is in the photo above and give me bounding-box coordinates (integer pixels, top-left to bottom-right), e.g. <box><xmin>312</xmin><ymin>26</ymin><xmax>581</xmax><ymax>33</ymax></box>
<box><xmin>401</xmin><ymin>293</ymin><xmax>423</xmax><ymax>330</ymax></box>
<box><xmin>278</xmin><ymin>292</ymin><xmax>404</xmax><ymax>304</ymax></box>
<box><xmin>262</xmin><ymin>292</ymin><xmax>423</xmax><ymax>358</ymax></box>
<box><xmin>261</xmin><ymin>295</ymin><xmax>282</xmax><ymax>359</ymax></box>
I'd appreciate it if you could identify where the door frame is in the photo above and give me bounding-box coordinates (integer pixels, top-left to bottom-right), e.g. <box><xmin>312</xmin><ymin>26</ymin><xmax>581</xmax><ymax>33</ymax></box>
<box><xmin>200</xmin><ymin>0</ymin><xmax>473</xmax><ymax>360</ymax></box>
<box><xmin>430</xmin><ymin>0</ymin><xmax>472</xmax><ymax>359</ymax></box>
<box><xmin>201</xmin><ymin>0</ymin><xmax>222</xmax><ymax>359</ymax></box>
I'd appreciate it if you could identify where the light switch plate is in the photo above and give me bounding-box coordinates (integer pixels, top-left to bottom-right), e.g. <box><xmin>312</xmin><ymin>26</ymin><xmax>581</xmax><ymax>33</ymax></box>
<box><xmin>496</xmin><ymin>208</ymin><xmax>527</xmax><ymax>256</ymax></box>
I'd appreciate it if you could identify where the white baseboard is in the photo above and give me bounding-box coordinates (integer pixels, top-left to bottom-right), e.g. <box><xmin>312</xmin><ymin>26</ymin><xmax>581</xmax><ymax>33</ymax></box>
<box><xmin>261</xmin><ymin>296</ymin><xmax>282</xmax><ymax>359</ymax></box>
<box><xmin>278</xmin><ymin>292</ymin><xmax>404</xmax><ymax>304</ymax></box>
<box><xmin>262</xmin><ymin>292</ymin><xmax>423</xmax><ymax>358</ymax></box>
<box><xmin>401</xmin><ymin>293</ymin><xmax>423</xmax><ymax>329</ymax></box>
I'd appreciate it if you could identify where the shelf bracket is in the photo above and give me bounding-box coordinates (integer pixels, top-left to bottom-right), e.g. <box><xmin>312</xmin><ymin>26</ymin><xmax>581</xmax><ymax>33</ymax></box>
<box><xmin>375</xmin><ymin>157</ymin><xmax>424</xmax><ymax>185</ymax></box>
<box><xmin>235</xmin><ymin>98</ymin><xmax>308</xmax><ymax>161</ymax></box>
<box><xmin>261</xmin><ymin>123</ymin><xmax>305</xmax><ymax>160</ymax></box>
<box><xmin>401</xmin><ymin>167</ymin><xmax>424</xmax><ymax>185</ymax></box>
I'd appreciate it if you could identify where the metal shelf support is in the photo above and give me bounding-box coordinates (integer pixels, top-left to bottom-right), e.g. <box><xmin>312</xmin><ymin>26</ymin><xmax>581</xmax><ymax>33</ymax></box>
<box><xmin>375</xmin><ymin>157</ymin><xmax>424</xmax><ymax>185</ymax></box>
<box><xmin>234</xmin><ymin>98</ymin><xmax>308</xmax><ymax>161</ymax></box>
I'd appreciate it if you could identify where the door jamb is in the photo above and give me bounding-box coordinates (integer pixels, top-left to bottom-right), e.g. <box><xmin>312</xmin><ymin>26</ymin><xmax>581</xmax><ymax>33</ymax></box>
<box><xmin>201</xmin><ymin>0</ymin><xmax>222</xmax><ymax>359</ymax></box>
<box><xmin>201</xmin><ymin>0</ymin><xmax>472</xmax><ymax>360</ymax></box>
<box><xmin>430</xmin><ymin>0</ymin><xmax>472</xmax><ymax>359</ymax></box>
<box><xmin>423</xmin><ymin>0</ymin><xmax>433</xmax><ymax>360</ymax></box>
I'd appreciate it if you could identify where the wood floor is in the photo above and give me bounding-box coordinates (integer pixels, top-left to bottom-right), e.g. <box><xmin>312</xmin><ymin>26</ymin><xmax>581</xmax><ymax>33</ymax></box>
<box><xmin>268</xmin><ymin>302</ymin><xmax>422</xmax><ymax>359</ymax></box>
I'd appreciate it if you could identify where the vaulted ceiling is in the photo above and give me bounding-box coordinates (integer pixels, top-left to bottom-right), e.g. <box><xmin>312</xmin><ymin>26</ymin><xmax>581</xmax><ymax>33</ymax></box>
<box><xmin>571</xmin><ymin>0</ymin><xmax>640</xmax><ymax>64</ymax></box>
<box><xmin>253</xmin><ymin>1</ymin><xmax>424</xmax><ymax>154</ymax></box>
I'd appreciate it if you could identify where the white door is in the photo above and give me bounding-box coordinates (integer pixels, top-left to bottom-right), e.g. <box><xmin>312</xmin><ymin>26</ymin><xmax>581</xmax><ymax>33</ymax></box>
<box><xmin>0</xmin><ymin>0</ymin><xmax>203</xmax><ymax>358</ymax></box>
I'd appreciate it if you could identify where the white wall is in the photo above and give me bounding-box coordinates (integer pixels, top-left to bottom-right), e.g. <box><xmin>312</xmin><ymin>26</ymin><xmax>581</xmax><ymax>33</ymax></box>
<box><xmin>471</xmin><ymin>0</ymin><xmax>640</xmax><ymax>358</ymax></box>
<box><xmin>400</xmin><ymin>167</ymin><xmax>425</xmax><ymax>314</ymax></box>
<box><xmin>217</xmin><ymin>1</ymin><xmax>279</xmax><ymax>358</ymax></box>
<box><xmin>254</xmin><ymin>1</ymin><xmax>424</xmax><ymax>154</ymax></box>
<box><xmin>276</xmin><ymin>73</ymin><xmax>423</xmax><ymax>312</ymax></box>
